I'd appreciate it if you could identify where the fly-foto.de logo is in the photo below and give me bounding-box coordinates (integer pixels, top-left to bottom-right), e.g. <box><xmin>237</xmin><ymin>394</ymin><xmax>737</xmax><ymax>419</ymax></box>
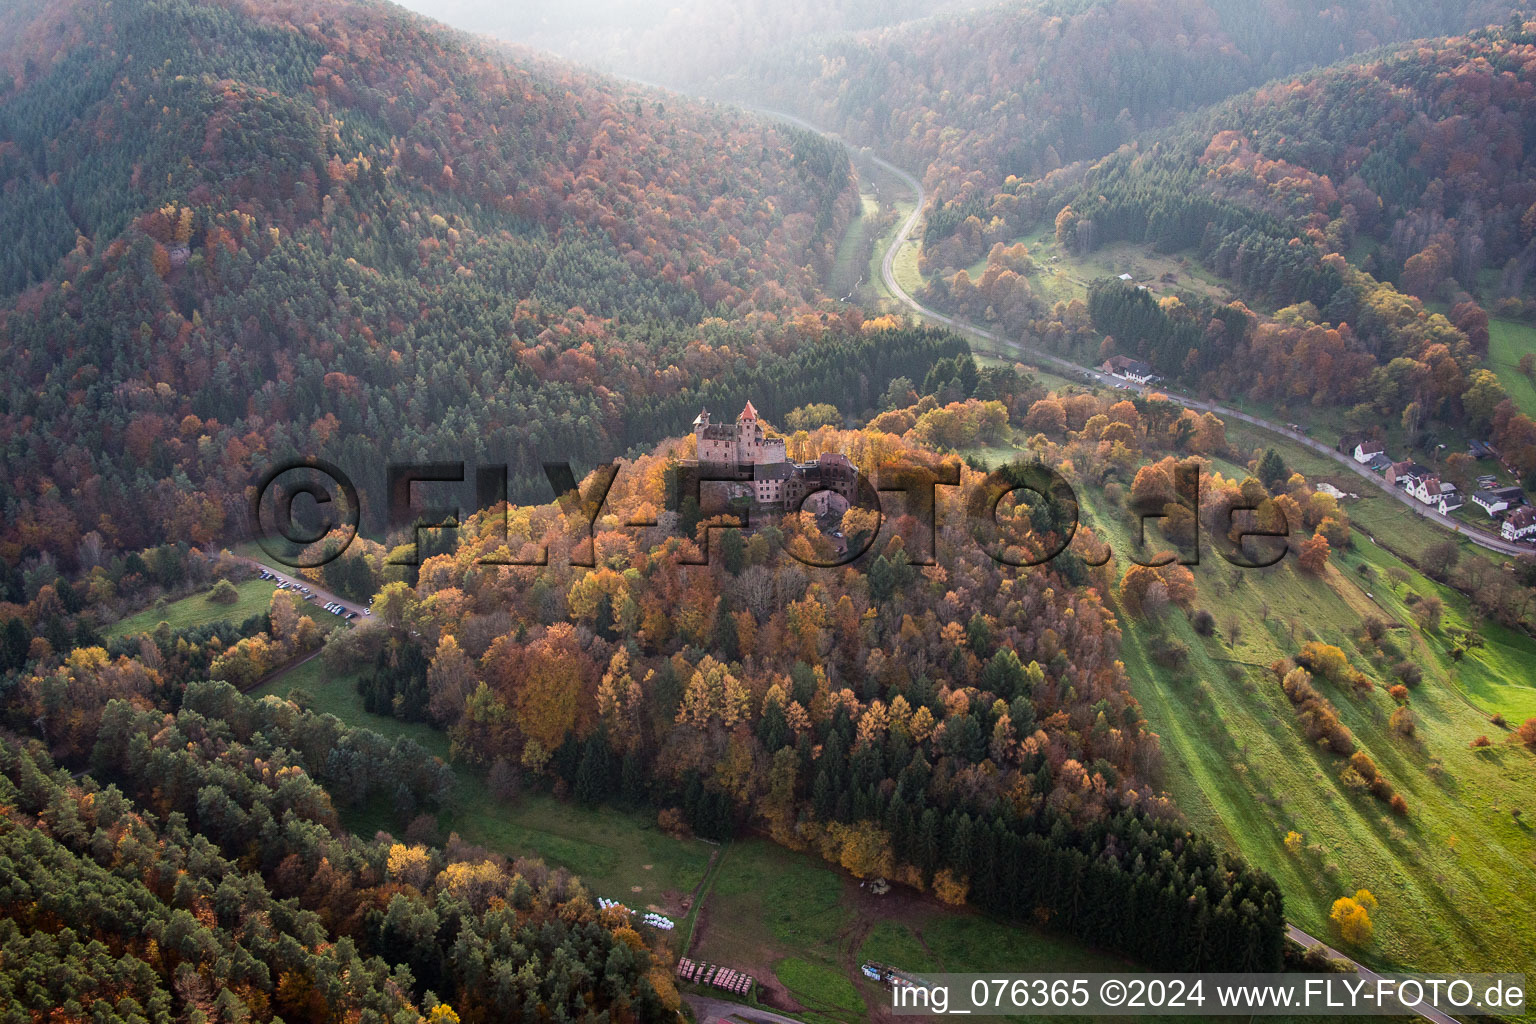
<box><xmin>249</xmin><ymin>457</ymin><xmax>1293</xmax><ymax>572</ymax></box>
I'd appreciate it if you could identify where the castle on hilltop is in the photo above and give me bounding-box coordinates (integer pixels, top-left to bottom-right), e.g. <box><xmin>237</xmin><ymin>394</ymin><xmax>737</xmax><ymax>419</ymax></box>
<box><xmin>689</xmin><ymin>401</ymin><xmax>856</xmax><ymax>516</ymax></box>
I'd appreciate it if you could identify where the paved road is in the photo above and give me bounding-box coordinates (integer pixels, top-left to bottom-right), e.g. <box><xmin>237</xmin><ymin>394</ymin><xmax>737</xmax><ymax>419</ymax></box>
<box><xmin>683</xmin><ymin>995</ymin><xmax>806</xmax><ymax>1024</ymax></box>
<box><xmin>232</xmin><ymin>554</ymin><xmax>371</xmax><ymax>620</ymax></box>
<box><xmin>759</xmin><ymin>108</ymin><xmax>1485</xmax><ymax>1023</ymax></box>
<box><xmin>757</xmin><ymin>108</ymin><xmax>1527</xmax><ymax>562</ymax></box>
<box><xmin>1286</xmin><ymin>926</ymin><xmax>1462</xmax><ymax>1024</ymax></box>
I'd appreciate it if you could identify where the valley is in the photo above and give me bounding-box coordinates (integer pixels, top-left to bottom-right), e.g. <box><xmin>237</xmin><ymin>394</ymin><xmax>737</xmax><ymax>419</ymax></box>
<box><xmin>2</xmin><ymin>1</ymin><xmax>1535</xmax><ymax>1022</ymax></box>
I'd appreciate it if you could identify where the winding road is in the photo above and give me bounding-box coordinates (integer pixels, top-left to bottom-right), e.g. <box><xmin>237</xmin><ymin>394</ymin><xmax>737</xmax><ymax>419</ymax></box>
<box><xmin>760</xmin><ymin>108</ymin><xmax>1475</xmax><ymax>1024</ymax></box>
<box><xmin>760</xmin><ymin>107</ymin><xmax>1527</xmax><ymax>561</ymax></box>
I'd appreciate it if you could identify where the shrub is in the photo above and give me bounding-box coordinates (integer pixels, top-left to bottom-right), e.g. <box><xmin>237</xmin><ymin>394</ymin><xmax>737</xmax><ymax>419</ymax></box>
<box><xmin>1389</xmin><ymin>794</ymin><xmax>1409</xmax><ymax>816</ymax></box>
<box><xmin>657</xmin><ymin>807</ymin><xmax>691</xmax><ymax>838</ymax></box>
<box><xmin>405</xmin><ymin>813</ymin><xmax>440</xmax><ymax>844</ymax></box>
<box><xmin>1148</xmin><ymin>635</ymin><xmax>1189</xmax><ymax>669</ymax></box>
<box><xmin>207</xmin><ymin>579</ymin><xmax>240</xmax><ymax>604</ymax></box>
<box><xmin>932</xmin><ymin>868</ymin><xmax>970</xmax><ymax>906</ymax></box>
<box><xmin>1281</xmin><ymin>667</ymin><xmax>1355</xmax><ymax>754</ymax></box>
<box><xmin>488</xmin><ymin>756</ymin><xmax>522</xmax><ymax>804</ymax></box>
<box><xmin>1471</xmin><ymin>735</ymin><xmax>1492</xmax><ymax>748</ymax></box>
<box><xmin>1191</xmin><ymin>609</ymin><xmax>1215</xmax><ymax>636</ymax></box>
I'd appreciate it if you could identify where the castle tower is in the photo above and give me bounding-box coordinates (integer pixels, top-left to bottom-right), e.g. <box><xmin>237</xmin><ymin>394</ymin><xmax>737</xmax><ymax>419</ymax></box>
<box><xmin>736</xmin><ymin>400</ymin><xmax>763</xmax><ymax>464</ymax></box>
<box><xmin>691</xmin><ymin>399</ymin><xmax>783</xmax><ymax>473</ymax></box>
<box><xmin>694</xmin><ymin>406</ymin><xmax>738</xmax><ymax>468</ymax></box>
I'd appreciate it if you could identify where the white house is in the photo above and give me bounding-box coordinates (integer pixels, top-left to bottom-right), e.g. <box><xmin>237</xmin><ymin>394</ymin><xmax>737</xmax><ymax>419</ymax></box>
<box><xmin>1353</xmin><ymin>440</ymin><xmax>1386</xmax><ymax>464</ymax></box>
<box><xmin>1437</xmin><ymin>491</ymin><xmax>1464</xmax><ymax>515</ymax></box>
<box><xmin>1387</xmin><ymin>461</ymin><xmax>1430</xmax><ymax>489</ymax></box>
<box><xmin>1099</xmin><ymin>355</ymin><xmax>1158</xmax><ymax>384</ymax></box>
<box><xmin>1470</xmin><ymin>486</ymin><xmax>1524</xmax><ymax>517</ymax></box>
<box><xmin>1410</xmin><ymin>475</ymin><xmax>1457</xmax><ymax>507</ymax></box>
<box><xmin>1502</xmin><ymin>507</ymin><xmax>1536</xmax><ymax>542</ymax></box>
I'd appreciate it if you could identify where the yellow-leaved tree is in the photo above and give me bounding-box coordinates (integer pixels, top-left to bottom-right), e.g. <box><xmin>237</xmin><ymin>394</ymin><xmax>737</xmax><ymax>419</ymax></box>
<box><xmin>1329</xmin><ymin>889</ymin><xmax>1377</xmax><ymax>945</ymax></box>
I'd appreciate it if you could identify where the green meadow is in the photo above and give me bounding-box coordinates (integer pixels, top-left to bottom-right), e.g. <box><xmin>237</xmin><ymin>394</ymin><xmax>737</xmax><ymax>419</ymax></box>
<box><xmin>1072</xmin><ymin>473</ymin><xmax>1536</xmax><ymax>980</ymax></box>
<box><xmin>252</xmin><ymin>659</ymin><xmax>712</xmax><ymax>914</ymax></box>
<box><xmin>1488</xmin><ymin>317</ymin><xmax>1536</xmax><ymax>420</ymax></box>
<box><xmin>107</xmin><ymin>578</ymin><xmax>279</xmax><ymax>638</ymax></box>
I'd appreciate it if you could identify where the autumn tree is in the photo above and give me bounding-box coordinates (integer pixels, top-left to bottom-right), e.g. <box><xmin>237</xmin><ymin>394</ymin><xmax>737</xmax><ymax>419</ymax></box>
<box><xmin>597</xmin><ymin>647</ymin><xmax>645</xmax><ymax>751</ymax></box>
<box><xmin>1329</xmin><ymin>890</ymin><xmax>1377</xmax><ymax>945</ymax></box>
<box><xmin>1297</xmin><ymin>532</ymin><xmax>1330</xmax><ymax>574</ymax></box>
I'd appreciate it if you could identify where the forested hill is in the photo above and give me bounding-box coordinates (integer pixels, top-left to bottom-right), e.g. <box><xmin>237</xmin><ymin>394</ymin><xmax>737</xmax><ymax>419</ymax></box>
<box><xmin>1052</xmin><ymin>22</ymin><xmax>1536</xmax><ymax>304</ymax></box>
<box><xmin>0</xmin><ymin>0</ymin><xmax>967</xmax><ymax>563</ymax></box>
<box><xmin>408</xmin><ymin>0</ymin><xmax>989</xmax><ymax>94</ymax></box>
<box><xmin>724</xmin><ymin>0</ymin><xmax>1523</xmax><ymax>205</ymax></box>
<box><xmin>1016</xmin><ymin>20</ymin><xmax>1536</xmax><ymax>479</ymax></box>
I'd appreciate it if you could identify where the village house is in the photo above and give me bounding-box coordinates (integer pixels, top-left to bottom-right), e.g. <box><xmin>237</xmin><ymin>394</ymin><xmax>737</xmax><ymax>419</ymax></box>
<box><xmin>1099</xmin><ymin>355</ymin><xmax>1160</xmax><ymax>384</ymax></box>
<box><xmin>1470</xmin><ymin>486</ymin><xmax>1525</xmax><ymax>518</ymax></box>
<box><xmin>1502</xmin><ymin>506</ymin><xmax>1536</xmax><ymax>542</ymax></box>
<box><xmin>1352</xmin><ymin>439</ymin><xmax>1386</xmax><ymax>464</ymax></box>
<box><xmin>1409</xmin><ymin>475</ymin><xmax>1459</xmax><ymax>509</ymax></box>
<box><xmin>1385</xmin><ymin>461</ymin><xmax>1431</xmax><ymax>489</ymax></box>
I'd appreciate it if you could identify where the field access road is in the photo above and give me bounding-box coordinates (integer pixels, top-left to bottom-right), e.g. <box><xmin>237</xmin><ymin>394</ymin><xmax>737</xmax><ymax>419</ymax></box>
<box><xmin>756</xmin><ymin>108</ymin><xmax>1527</xmax><ymax>562</ymax></box>
<box><xmin>683</xmin><ymin>995</ymin><xmax>805</xmax><ymax>1024</ymax></box>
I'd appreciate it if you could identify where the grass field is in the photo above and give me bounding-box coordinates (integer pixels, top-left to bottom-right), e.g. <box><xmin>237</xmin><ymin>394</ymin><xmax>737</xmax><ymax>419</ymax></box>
<box><xmin>690</xmin><ymin>839</ymin><xmax>854</xmax><ymax>1019</ymax></box>
<box><xmin>108</xmin><ymin>578</ymin><xmax>283</xmax><ymax>638</ymax></box>
<box><xmin>1073</xmin><ymin>480</ymin><xmax>1536</xmax><ymax>979</ymax></box>
<box><xmin>867</xmin><ymin>188</ymin><xmax>1535</xmax><ymax>992</ymax></box>
<box><xmin>251</xmin><ymin>659</ymin><xmax>712</xmax><ymax>916</ymax></box>
<box><xmin>857</xmin><ymin>911</ymin><xmax>1131</xmax><ymax>976</ymax></box>
<box><xmin>830</xmin><ymin>192</ymin><xmax>882</xmax><ymax>300</ymax></box>
<box><xmin>690</xmin><ymin>837</ymin><xmax>1142</xmax><ymax>1023</ymax></box>
<box><xmin>773</xmin><ymin>958</ymin><xmax>866</xmax><ymax>1021</ymax></box>
<box><xmin>1488</xmin><ymin>317</ymin><xmax>1536</xmax><ymax>419</ymax></box>
<box><xmin>259</xmin><ymin>657</ymin><xmax>449</xmax><ymax>756</ymax></box>
<box><xmin>890</xmin><ymin>219</ymin><xmax>925</xmax><ymax>299</ymax></box>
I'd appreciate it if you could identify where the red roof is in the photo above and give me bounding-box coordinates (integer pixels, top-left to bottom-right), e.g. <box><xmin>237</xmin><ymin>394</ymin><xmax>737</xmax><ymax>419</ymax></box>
<box><xmin>740</xmin><ymin>400</ymin><xmax>758</xmax><ymax>420</ymax></box>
